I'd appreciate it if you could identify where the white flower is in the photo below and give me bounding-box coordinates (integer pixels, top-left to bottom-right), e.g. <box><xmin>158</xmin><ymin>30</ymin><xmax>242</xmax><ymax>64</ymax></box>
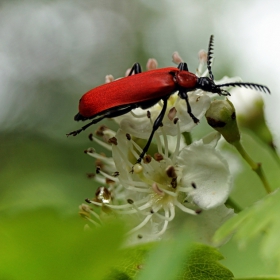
<box><xmin>79</xmin><ymin>49</ymin><xmax>238</xmax><ymax>244</ymax></box>
<box><xmin>83</xmin><ymin>123</ymin><xmax>233</xmax><ymax>242</ymax></box>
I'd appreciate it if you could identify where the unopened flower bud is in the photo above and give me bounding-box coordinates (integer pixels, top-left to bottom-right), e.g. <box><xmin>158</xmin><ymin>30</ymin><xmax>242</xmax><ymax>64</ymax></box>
<box><xmin>172</xmin><ymin>51</ymin><xmax>183</xmax><ymax>65</ymax></box>
<box><xmin>146</xmin><ymin>58</ymin><xmax>158</xmax><ymax>70</ymax></box>
<box><xmin>198</xmin><ymin>50</ymin><xmax>207</xmax><ymax>63</ymax></box>
<box><xmin>205</xmin><ymin>99</ymin><xmax>240</xmax><ymax>144</ymax></box>
<box><xmin>105</xmin><ymin>75</ymin><xmax>114</xmax><ymax>83</ymax></box>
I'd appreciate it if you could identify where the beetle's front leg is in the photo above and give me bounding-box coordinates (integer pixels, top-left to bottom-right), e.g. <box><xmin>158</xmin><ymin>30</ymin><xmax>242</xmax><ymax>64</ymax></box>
<box><xmin>134</xmin><ymin>97</ymin><xmax>168</xmax><ymax>165</ymax></box>
<box><xmin>177</xmin><ymin>62</ymin><xmax>189</xmax><ymax>71</ymax></box>
<box><xmin>127</xmin><ymin>62</ymin><xmax>142</xmax><ymax>76</ymax></box>
<box><xmin>178</xmin><ymin>91</ymin><xmax>199</xmax><ymax>124</ymax></box>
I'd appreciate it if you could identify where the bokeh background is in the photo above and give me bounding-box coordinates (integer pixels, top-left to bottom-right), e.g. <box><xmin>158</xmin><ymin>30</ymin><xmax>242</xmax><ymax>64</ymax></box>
<box><xmin>1</xmin><ymin>0</ymin><xmax>279</xmax><ymax>278</ymax></box>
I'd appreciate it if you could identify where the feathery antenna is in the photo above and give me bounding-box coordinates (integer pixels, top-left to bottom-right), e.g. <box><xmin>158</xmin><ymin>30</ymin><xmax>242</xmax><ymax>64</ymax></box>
<box><xmin>207</xmin><ymin>35</ymin><xmax>215</xmax><ymax>80</ymax></box>
<box><xmin>217</xmin><ymin>82</ymin><xmax>270</xmax><ymax>94</ymax></box>
<box><xmin>205</xmin><ymin>35</ymin><xmax>270</xmax><ymax>95</ymax></box>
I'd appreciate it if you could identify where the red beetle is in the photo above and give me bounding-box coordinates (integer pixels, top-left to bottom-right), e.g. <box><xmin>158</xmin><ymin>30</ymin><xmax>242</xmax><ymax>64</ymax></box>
<box><xmin>68</xmin><ymin>35</ymin><xmax>270</xmax><ymax>163</ymax></box>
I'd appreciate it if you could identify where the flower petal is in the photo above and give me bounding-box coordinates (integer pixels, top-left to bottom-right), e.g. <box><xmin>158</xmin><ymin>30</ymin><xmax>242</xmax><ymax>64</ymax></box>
<box><xmin>177</xmin><ymin>140</ymin><xmax>232</xmax><ymax>209</ymax></box>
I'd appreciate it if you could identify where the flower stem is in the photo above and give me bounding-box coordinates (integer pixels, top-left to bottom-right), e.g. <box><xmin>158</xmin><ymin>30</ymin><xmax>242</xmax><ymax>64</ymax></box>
<box><xmin>232</xmin><ymin>140</ymin><xmax>272</xmax><ymax>194</ymax></box>
<box><xmin>182</xmin><ymin>132</ymin><xmax>192</xmax><ymax>145</ymax></box>
<box><xmin>226</xmin><ymin>197</ymin><xmax>242</xmax><ymax>213</ymax></box>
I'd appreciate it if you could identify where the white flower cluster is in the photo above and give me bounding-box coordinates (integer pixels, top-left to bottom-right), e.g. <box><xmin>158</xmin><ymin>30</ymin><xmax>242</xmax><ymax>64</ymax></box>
<box><xmin>79</xmin><ymin>52</ymin><xmax>237</xmax><ymax>244</ymax></box>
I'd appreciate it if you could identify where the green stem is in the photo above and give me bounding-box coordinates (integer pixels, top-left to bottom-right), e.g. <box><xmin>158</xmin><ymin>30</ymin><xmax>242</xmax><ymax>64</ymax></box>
<box><xmin>232</xmin><ymin>140</ymin><xmax>272</xmax><ymax>194</ymax></box>
<box><xmin>182</xmin><ymin>132</ymin><xmax>192</xmax><ymax>145</ymax></box>
<box><xmin>225</xmin><ymin>197</ymin><xmax>242</xmax><ymax>213</ymax></box>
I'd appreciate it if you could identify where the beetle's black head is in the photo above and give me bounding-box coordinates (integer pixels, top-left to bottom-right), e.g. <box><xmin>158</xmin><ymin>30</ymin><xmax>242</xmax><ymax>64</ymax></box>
<box><xmin>198</xmin><ymin>35</ymin><xmax>271</xmax><ymax>95</ymax></box>
<box><xmin>196</xmin><ymin>77</ymin><xmax>230</xmax><ymax>96</ymax></box>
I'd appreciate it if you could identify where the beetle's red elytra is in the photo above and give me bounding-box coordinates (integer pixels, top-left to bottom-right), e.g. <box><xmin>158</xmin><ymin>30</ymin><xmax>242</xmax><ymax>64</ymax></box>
<box><xmin>68</xmin><ymin>35</ymin><xmax>270</xmax><ymax>164</ymax></box>
<box><xmin>78</xmin><ymin>67</ymin><xmax>197</xmax><ymax>119</ymax></box>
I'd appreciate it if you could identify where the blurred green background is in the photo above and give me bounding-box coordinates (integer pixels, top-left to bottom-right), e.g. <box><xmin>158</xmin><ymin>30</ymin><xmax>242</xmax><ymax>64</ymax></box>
<box><xmin>0</xmin><ymin>0</ymin><xmax>279</xmax><ymax>278</ymax></box>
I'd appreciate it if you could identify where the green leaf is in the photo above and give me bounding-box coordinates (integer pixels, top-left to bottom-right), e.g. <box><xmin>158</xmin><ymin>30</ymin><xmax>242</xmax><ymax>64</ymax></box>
<box><xmin>104</xmin><ymin>243</ymin><xmax>154</xmax><ymax>280</ymax></box>
<box><xmin>0</xmin><ymin>208</ymin><xmax>126</xmax><ymax>280</ymax></box>
<box><xmin>136</xmin><ymin>236</ymin><xmax>193</xmax><ymax>280</ymax></box>
<box><xmin>214</xmin><ymin>189</ymin><xmax>280</xmax><ymax>263</ymax></box>
<box><xmin>105</xmin><ymin>231</ymin><xmax>233</xmax><ymax>280</ymax></box>
<box><xmin>234</xmin><ymin>277</ymin><xmax>280</xmax><ymax>280</ymax></box>
<box><xmin>178</xmin><ymin>244</ymin><xmax>234</xmax><ymax>280</ymax></box>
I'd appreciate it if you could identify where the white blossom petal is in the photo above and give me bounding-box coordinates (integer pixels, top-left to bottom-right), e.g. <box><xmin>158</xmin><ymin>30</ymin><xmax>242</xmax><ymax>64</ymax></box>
<box><xmin>177</xmin><ymin>140</ymin><xmax>232</xmax><ymax>210</ymax></box>
<box><xmin>201</xmin><ymin>131</ymin><xmax>221</xmax><ymax>148</ymax></box>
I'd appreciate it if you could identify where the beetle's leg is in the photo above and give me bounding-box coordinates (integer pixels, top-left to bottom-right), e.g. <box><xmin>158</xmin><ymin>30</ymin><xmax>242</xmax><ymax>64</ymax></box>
<box><xmin>177</xmin><ymin>62</ymin><xmax>189</xmax><ymax>71</ymax></box>
<box><xmin>178</xmin><ymin>91</ymin><xmax>199</xmax><ymax>124</ymax></box>
<box><xmin>136</xmin><ymin>97</ymin><xmax>168</xmax><ymax>164</ymax></box>
<box><xmin>127</xmin><ymin>63</ymin><xmax>142</xmax><ymax>76</ymax></box>
<box><xmin>67</xmin><ymin>105</ymin><xmax>137</xmax><ymax>137</ymax></box>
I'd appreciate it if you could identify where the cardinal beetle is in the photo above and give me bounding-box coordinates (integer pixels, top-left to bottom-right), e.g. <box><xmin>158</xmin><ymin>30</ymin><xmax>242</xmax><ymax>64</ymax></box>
<box><xmin>67</xmin><ymin>35</ymin><xmax>270</xmax><ymax>163</ymax></box>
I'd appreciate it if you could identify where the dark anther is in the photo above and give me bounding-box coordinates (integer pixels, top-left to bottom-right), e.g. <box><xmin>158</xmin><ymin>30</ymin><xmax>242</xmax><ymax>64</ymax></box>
<box><xmin>143</xmin><ymin>154</ymin><xmax>152</xmax><ymax>164</ymax></box>
<box><xmin>191</xmin><ymin>182</ymin><xmax>197</xmax><ymax>189</ymax></box>
<box><xmin>96</xmin><ymin>166</ymin><xmax>101</xmax><ymax>174</ymax></box>
<box><xmin>88</xmin><ymin>133</ymin><xmax>94</xmax><ymax>141</ymax></box>
<box><xmin>95</xmin><ymin>125</ymin><xmax>108</xmax><ymax>136</ymax></box>
<box><xmin>171</xmin><ymin>177</ymin><xmax>177</xmax><ymax>188</ymax></box>
<box><xmin>166</xmin><ymin>166</ymin><xmax>177</xmax><ymax>178</ymax></box>
<box><xmin>127</xmin><ymin>198</ymin><xmax>134</xmax><ymax>204</ymax></box>
<box><xmin>84</xmin><ymin>148</ymin><xmax>95</xmax><ymax>154</ymax></box>
<box><xmin>86</xmin><ymin>173</ymin><xmax>95</xmax><ymax>179</ymax></box>
<box><xmin>154</xmin><ymin>153</ymin><xmax>164</xmax><ymax>161</ymax></box>
<box><xmin>108</xmin><ymin>137</ymin><xmax>118</xmax><ymax>145</ymax></box>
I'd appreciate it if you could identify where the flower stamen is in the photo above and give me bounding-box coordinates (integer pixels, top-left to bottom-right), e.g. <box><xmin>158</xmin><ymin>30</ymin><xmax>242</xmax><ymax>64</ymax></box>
<box><xmin>127</xmin><ymin>214</ymin><xmax>153</xmax><ymax>235</ymax></box>
<box><xmin>174</xmin><ymin>200</ymin><xmax>197</xmax><ymax>215</ymax></box>
<box><xmin>171</xmin><ymin>120</ymin><xmax>181</xmax><ymax>160</ymax></box>
<box><xmin>88</xmin><ymin>134</ymin><xmax>112</xmax><ymax>151</ymax></box>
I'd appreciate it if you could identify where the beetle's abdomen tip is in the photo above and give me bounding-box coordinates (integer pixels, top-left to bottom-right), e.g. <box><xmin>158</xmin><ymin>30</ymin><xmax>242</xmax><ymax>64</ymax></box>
<box><xmin>74</xmin><ymin>112</ymin><xmax>87</xmax><ymax>121</ymax></box>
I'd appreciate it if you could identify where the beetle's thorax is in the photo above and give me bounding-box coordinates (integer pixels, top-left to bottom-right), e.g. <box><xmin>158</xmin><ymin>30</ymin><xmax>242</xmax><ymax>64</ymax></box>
<box><xmin>172</xmin><ymin>70</ymin><xmax>197</xmax><ymax>90</ymax></box>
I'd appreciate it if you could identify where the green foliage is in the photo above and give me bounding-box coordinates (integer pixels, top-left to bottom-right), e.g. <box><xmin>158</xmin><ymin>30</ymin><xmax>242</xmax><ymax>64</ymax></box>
<box><xmin>104</xmin><ymin>243</ymin><xmax>152</xmax><ymax>280</ymax></box>
<box><xmin>105</xmin><ymin>236</ymin><xmax>234</xmax><ymax>280</ymax></box>
<box><xmin>178</xmin><ymin>244</ymin><xmax>234</xmax><ymax>280</ymax></box>
<box><xmin>214</xmin><ymin>189</ymin><xmax>280</xmax><ymax>270</ymax></box>
<box><xmin>0</xmin><ymin>208</ymin><xmax>126</xmax><ymax>280</ymax></box>
<box><xmin>0</xmin><ymin>209</ymin><xmax>235</xmax><ymax>280</ymax></box>
<box><xmin>234</xmin><ymin>277</ymin><xmax>280</xmax><ymax>280</ymax></box>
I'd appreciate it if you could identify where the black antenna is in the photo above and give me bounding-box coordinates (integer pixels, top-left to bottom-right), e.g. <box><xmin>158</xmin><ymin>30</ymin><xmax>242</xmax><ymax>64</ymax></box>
<box><xmin>206</xmin><ymin>35</ymin><xmax>270</xmax><ymax>95</ymax></box>
<box><xmin>207</xmin><ymin>35</ymin><xmax>215</xmax><ymax>81</ymax></box>
<box><xmin>217</xmin><ymin>82</ymin><xmax>270</xmax><ymax>94</ymax></box>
